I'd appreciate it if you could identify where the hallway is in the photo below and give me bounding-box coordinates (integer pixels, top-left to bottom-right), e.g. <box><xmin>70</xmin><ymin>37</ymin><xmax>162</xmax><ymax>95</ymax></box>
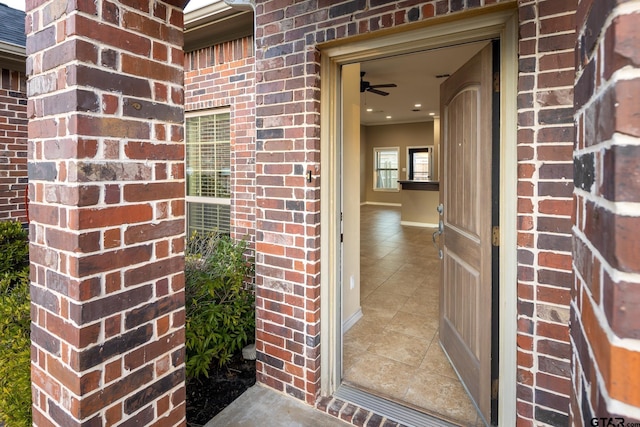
<box><xmin>342</xmin><ymin>205</ymin><xmax>483</xmax><ymax>426</ymax></box>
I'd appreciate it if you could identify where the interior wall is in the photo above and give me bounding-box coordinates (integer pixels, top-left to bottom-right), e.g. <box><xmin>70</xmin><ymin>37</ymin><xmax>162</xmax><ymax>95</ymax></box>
<box><xmin>342</xmin><ymin>63</ymin><xmax>361</xmax><ymax>327</ymax></box>
<box><xmin>364</xmin><ymin>121</ymin><xmax>435</xmax><ymax>204</ymax></box>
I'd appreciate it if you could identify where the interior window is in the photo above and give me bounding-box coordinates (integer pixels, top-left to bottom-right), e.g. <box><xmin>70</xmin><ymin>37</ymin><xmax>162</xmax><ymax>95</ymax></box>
<box><xmin>408</xmin><ymin>147</ymin><xmax>432</xmax><ymax>181</ymax></box>
<box><xmin>374</xmin><ymin>147</ymin><xmax>399</xmax><ymax>190</ymax></box>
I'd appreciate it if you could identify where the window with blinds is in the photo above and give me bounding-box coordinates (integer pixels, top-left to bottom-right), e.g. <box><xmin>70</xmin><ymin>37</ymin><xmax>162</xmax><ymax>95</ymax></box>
<box><xmin>374</xmin><ymin>147</ymin><xmax>399</xmax><ymax>191</ymax></box>
<box><xmin>185</xmin><ymin>110</ymin><xmax>231</xmax><ymax>235</ymax></box>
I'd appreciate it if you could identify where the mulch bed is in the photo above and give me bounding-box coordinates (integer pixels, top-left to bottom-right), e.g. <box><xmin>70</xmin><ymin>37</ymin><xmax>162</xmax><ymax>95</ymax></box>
<box><xmin>185</xmin><ymin>352</ymin><xmax>256</xmax><ymax>426</ymax></box>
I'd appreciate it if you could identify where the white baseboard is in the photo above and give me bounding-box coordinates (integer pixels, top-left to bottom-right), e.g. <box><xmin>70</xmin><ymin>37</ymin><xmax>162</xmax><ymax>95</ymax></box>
<box><xmin>400</xmin><ymin>221</ymin><xmax>438</xmax><ymax>228</ymax></box>
<box><xmin>342</xmin><ymin>308</ymin><xmax>363</xmax><ymax>333</ymax></box>
<box><xmin>363</xmin><ymin>202</ymin><xmax>402</xmax><ymax>207</ymax></box>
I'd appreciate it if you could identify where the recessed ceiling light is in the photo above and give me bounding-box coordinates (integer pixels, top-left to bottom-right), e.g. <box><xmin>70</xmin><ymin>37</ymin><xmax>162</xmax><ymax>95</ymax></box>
<box><xmin>414</xmin><ymin>103</ymin><xmax>422</xmax><ymax>108</ymax></box>
<box><xmin>386</xmin><ymin>115</ymin><xmax>392</xmax><ymax>119</ymax></box>
<box><xmin>429</xmin><ymin>112</ymin><xmax>435</xmax><ymax>116</ymax></box>
<box><xmin>366</xmin><ymin>108</ymin><xmax>373</xmax><ymax>112</ymax></box>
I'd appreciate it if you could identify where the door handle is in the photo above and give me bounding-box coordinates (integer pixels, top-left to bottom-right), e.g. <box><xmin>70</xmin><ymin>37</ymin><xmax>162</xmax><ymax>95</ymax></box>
<box><xmin>432</xmin><ymin>217</ymin><xmax>444</xmax><ymax>260</ymax></box>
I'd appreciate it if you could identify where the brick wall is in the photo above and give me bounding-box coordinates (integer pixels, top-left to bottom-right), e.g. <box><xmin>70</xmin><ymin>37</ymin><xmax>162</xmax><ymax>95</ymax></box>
<box><xmin>0</xmin><ymin>67</ymin><xmax>28</xmax><ymax>223</ymax></box>
<box><xmin>516</xmin><ymin>1</ymin><xmax>577</xmax><ymax>425</ymax></box>
<box><xmin>26</xmin><ymin>0</ymin><xmax>187</xmax><ymax>425</ymax></box>
<box><xmin>250</xmin><ymin>0</ymin><xmax>576</xmax><ymax>423</ymax></box>
<box><xmin>571</xmin><ymin>0</ymin><xmax>640</xmax><ymax>425</ymax></box>
<box><xmin>184</xmin><ymin>36</ymin><xmax>256</xmax><ymax>245</ymax></box>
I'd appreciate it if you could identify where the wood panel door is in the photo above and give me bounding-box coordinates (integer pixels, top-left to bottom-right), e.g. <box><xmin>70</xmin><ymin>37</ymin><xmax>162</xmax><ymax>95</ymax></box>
<box><xmin>439</xmin><ymin>43</ymin><xmax>493</xmax><ymax>424</ymax></box>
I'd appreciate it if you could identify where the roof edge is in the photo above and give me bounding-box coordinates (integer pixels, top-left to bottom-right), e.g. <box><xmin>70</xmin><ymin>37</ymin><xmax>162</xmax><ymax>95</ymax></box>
<box><xmin>0</xmin><ymin>40</ymin><xmax>26</xmax><ymax>56</ymax></box>
<box><xmin>184</xmin><ymin>1</ymin><xmax>253</xmax><ymax>53</ymax></box>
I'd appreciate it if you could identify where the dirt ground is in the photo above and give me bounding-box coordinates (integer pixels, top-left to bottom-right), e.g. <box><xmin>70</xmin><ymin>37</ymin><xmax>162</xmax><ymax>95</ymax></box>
<box><xmin>185</xmin><ymin>352</ymin><xmax>256</xmax><ymax>426</ymax></box>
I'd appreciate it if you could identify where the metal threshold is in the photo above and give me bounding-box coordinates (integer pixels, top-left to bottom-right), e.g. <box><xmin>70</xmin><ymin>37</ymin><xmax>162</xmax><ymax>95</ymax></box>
<box><xmin>334</xmin><ymin>384</ymin><xmax>461</xmax><ymax>427</ymax></box>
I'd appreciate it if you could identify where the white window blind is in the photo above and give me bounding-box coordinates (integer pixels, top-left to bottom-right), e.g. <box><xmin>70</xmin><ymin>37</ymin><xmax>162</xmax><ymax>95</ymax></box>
<box><xmin>185</xmin><ymin>111</ymin><xmax>231</xmax><ymax>235</ymax></box>
<box><xmin>374</xmin><ymin>147</ymin><xmax>399</xmax><ymax>191</ymax></box>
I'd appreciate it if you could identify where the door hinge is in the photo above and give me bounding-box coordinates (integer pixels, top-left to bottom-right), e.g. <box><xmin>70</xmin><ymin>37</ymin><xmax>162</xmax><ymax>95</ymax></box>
<box><xmin>493</xmin><ymin>71</ymin><xmax>500</xmax><ymax>92</ymax></box>
<box><xmin>340</xmin><ymin>233</ymin><xmax>343</xmax><ymax>243</ymax></box>
<box><xmin>491</xmin><ymin>378</ymin><xmax>499</xmax><ymax>399</ymax></box>
<box><xmin>492</xmin><ymin>226</ymin><xmax>500</xmax><ymax>247</ymax></box>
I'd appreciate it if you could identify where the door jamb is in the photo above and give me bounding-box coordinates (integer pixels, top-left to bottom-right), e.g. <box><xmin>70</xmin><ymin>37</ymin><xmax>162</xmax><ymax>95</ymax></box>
<box><xmin>319</xmin><ymin>6</ymin><xmax>518</xmax><ymax>426</ymax></box>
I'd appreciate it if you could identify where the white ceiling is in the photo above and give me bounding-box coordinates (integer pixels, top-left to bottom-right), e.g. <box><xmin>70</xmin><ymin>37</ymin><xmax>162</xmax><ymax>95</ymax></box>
<box><xmin>358</xmin><ymin>41</ymin><xmax>489</xmax><ymax>126</ymax></box>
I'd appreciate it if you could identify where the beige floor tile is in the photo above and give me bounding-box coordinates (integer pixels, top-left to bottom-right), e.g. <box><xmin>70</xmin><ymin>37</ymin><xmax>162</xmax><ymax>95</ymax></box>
<box><xmin>376</xmin><ymin>278</ymin><xmax>421</xmax><ymax>297</ymax></box>
<box><xmin>413</xmin><ymin>280</ymin><xmax>440</xmax><ymax>296</ymax></box>
<box><xmin>344</xmin><ymin>318</ymin><xmax>384</xmax><ymax>343</ymax></box>
<box><xmin>367</xmin><ymin>329</ymin><xmax>429</xmax><ymax>367</ymax></box>
<box><xmin>404</xmin><ymin>371</ymin><xmax>479</xmax><ymax>426</ymax></box>
<box><xmin>386</xmin><ymin>311</ymin><xmax>438</xmax><ymax>341</ymax></box>
<box><xmin>343</xmin><ymin>352</ymin><xmax>417</xmax><ymax>401</ymax></box>
<box><xmin>360</xmin><ymin>304</ymin><xmax>399</xmax><ymax>322</ymax></box>
<box><xmin>399</xmin><ymin>299</ymin><xmax>439</xmax><ymax>328</ymax></box>
<box><xmin>420</xmin><ymin>341</ymin><xmax>458</xmax><ymax>380</ymax></box>
<box><xmin>360</xmin><ymin>264</ymin><xmax>398</xmax><ymax>283</ymax></box>
<box><xmin>343</xmin><ymin>341</ymin><xmax>365</xmax><ymax>368</ymax></box>
<box><xmin>362</xmin><ymin>289</ymin><xmax>409</xmax><ymax>311</ymax></box>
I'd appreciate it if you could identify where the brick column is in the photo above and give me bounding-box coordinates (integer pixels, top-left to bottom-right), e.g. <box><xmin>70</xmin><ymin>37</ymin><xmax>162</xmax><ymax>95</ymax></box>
<box><xmin>572</xmin><ymin>0</ymin><xmax>640</xmax><ymax>424</ymax></box>
<box><xmin>516</xmin><ymin>1</ymin><xmax>577</xmax><ymax>425</ymax></box>
<box><xmin>26</xmin><ymin>0</ymin><xmax>186</xmax><ymax>425</ymax></box>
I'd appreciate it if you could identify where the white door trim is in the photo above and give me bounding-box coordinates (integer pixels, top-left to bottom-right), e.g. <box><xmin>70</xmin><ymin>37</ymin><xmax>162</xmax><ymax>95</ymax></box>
<box><xmin>319</xmin><ymin>5</ymin><xmax>518</xmax><ymax>426</ymax></box>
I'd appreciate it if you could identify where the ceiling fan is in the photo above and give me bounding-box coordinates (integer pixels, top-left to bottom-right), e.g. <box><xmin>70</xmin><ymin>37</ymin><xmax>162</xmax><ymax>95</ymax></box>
<box><xmin>360</xmin><ymin>72</ymin><xmax>397</xmax><ymax>96</ymax></box>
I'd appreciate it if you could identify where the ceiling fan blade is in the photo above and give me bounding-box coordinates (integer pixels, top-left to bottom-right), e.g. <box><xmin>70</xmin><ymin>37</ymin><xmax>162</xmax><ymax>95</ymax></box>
<box><xmin>369</xmin><ymin>83</ymin><xmax>397</xmax><ymax>89</ymax></box>
<box><xmin>368</xmin><ymin>88</ymin><xmax>390</xmax><ymax>96</ymax></box>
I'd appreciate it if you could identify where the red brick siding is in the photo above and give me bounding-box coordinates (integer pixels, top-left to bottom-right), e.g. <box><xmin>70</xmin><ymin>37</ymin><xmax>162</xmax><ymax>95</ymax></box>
<box><xmin>251</xmin><ymin>0</ymin><xmax>577</xmax><ymax>423</ymax></box>
<box><xmin>26</xmin><ymin>0</ymin><xmax>186</xmax><ymax>425</ymax></box>
<box><xmin>516</xmin><ymin>1</ymin><xmax>577</xmax><ymax>426</ymax></box>
<box><xmin>184</xmin><ymin>36</ymin><xmax>256</xmax><ymax>246</ymax></box>
<box><xmin>571</xmin><ymin>0</ymin><xmax>640</xmax><ymax>424</ymax></box>
<box><xmin>0</xmin><ymin>68</ymin><xmax>28</xmax><ymax>223</ymax></box>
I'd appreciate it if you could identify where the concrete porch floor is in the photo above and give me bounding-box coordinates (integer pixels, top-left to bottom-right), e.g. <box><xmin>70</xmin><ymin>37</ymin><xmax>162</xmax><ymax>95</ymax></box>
<box><xmin>205</xmin><ymin>385</ymin><xmax>351</xmax><ymax>427</ymax></box>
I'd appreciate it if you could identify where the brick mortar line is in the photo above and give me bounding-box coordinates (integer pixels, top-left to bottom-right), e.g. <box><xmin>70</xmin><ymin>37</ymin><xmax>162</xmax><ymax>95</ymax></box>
<box><xmin>572</xmin><ymin>225</ymin><xmax>640</xmax><ymax>284</ymax></box>
<box><xmin>570</xmin><ymin>298</ymin><xmax>640</xmax><ymax>419</ymax></box>
<box><xmin>28</xmin><ymin>280</ymin><xmax>184</xmax><ymax>314</ymax></box>
<box><xmin>574</xmin><ymin>77</ymin><xmax>640</xmax><ymax>121</ymax></box>
<box><xmin>574</xmin><ymin>132</ymin><xmax>640</xmax><ymax>158</ymax></box>
<box><xmin>60</xmin><ymin>8</ymin><xmax>186</xmax><ymax>41</ymax></box>
<box><xmin>576</xmin><ymin>268</ymin><xmax>640</xmax><ymax>352</ymax></box>
<box><xmin>573</xmin><ymin>186</ymin><xmax>640</xmax><ymax>216</ymax></box>
<box><xmin>574</xmin><ymin>12</ymin><xmax>638</xmax><ymax>117</ymax></box>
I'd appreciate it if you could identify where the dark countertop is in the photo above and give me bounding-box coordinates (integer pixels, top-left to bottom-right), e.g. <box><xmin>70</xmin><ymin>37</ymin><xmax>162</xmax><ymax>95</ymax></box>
<box><xmin>398</xmin><ymin>180</ymin><xmax>440</xmax><ymax>191</ymax></box>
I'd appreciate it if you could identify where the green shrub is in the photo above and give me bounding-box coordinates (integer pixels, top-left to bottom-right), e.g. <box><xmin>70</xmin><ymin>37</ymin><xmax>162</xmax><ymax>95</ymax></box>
<box><xmin>185</xmin><ymin>232</ymin><xmax>255</xmax><ymax>379</ymax></box>
<box><xmin>0</xmin><ymin>221</ymin><xmax>32</xmax><ymax>427</ymax></box>
<box><xmin>0</xmin><ymin>221</ymin><xmax>29</xmax><ymax>278</ymax></box>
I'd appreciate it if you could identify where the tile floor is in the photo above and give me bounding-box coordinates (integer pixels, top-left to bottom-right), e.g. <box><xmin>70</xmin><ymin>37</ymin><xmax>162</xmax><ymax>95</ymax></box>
<box><xmin>343</xmin><ymin>205</ymin><xmax>484</xmax><ymax>426</ymax></box>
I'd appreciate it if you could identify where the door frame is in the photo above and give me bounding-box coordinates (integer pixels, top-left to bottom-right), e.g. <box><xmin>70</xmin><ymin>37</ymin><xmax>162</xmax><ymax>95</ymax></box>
<box><xmin>319</xmin><ymin>3</ymin><xmax>518</xmax><ymax>425</ymax></box>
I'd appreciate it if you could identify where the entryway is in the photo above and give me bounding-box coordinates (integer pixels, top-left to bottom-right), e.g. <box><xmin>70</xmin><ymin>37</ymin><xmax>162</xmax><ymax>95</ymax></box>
<box><xmin>339</xmin><ymin>40</ymin><xmax>495</xmax><ymax>425</ymax></box>
<box><xmin>319</xmin><ymin>5</ymin><xmax>519</xmax><ymax>427</ymax></box>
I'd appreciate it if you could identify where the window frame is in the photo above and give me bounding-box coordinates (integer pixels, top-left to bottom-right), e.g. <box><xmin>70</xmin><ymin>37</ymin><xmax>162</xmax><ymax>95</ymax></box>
<box><xmin>406</xmin><ymin>146</ymin><xmax>433</xmax><ymax>181</ymax></box>
<box><xmin>185</xmin><ymin>108</ymin><xmax>232</xmax><ymax>235</ymax></box>
<box><xmin>373</xmin><ymin>146</ymin><xmax>400</xmax><ymax>192</ymax></box>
